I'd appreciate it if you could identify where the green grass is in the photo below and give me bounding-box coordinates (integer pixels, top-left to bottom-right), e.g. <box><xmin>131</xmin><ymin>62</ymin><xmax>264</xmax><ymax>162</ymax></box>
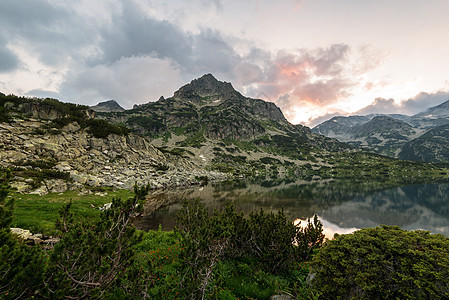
<box><xmin>9</xmin><ymin>189</ymin><xmax>133</xmax><ymax>234</ymax></box>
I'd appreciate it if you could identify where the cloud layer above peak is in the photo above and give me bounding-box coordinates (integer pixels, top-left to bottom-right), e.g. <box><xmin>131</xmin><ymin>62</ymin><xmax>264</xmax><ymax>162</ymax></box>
<box><xmin>0</xmin><ymin>0</ymin><xmax>448</xmax><ymax>125</ymax></box>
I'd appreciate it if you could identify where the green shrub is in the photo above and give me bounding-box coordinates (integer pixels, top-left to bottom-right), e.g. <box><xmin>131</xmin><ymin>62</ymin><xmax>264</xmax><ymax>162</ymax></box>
<box><xmin>310</xmin><ymin>225</ymin><xmax>449</xmax><ymax>299</ymax></box>
<box><xmin>45</xmin><ymin>185</ymin><xmax>149</xmax><ymax>298</ymax></box>
<box><xmin>176</xmin><ymin>199</ymin><xmax>233</xmax><ymax>298</ymax></box>
<box><xmin>0</xmin><ymin>106</ymin><xmax>11</xmax><ymax>122</ymax></box>
<box><xmin>295</xmin><ymin>215</ymin><xmax>325</xmax><ymax>260</ymax></box>
<box><xmin>246</xmin><ymin>209</ymin><xmax>296</xmax><ymax>273</ymax></box>
<box><xmin>0</xmin><ymin>172</ymin><xmax>47</xmax><ymax>299</ymax></box>
<box><xmin>87</xmin><ymin>119</ymin><xmax>130</xmax><ymax>138</ymax></box>
<box><xmin>175</xmin><ymin>199</ymin><xmax>325</xmax><ymax>298</ymax></box>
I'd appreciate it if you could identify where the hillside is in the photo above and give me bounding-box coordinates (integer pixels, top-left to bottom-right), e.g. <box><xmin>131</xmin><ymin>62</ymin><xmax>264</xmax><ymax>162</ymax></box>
<box><xmin>399</xmin><ymin>124</ymin><xmax>449</xmax><ymax>162</ymax></box>
<box><xmin>1</xmin><ymin>76</ymin><xmax>448</xmax><ymax>195</ymax></box>
<box><xmin>0</xmin><ymin>92</ymin><xmax>226</xmax><ymax>194</ymax></box>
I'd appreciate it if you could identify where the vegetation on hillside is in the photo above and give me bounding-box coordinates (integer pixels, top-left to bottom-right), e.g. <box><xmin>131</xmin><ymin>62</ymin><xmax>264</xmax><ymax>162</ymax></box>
<box><xmin>0</xmin><ymin>92</ymin><xmax>129</xmax><ymax>138</ymax></box>
<box><xmin>0</xmin><ymin>92</ymin><xmax>90</xmax><ymax>119</ymax></box>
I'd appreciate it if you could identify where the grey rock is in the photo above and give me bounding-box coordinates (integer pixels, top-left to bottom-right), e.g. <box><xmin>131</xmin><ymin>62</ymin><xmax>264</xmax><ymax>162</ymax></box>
<box><xmin>270</xmin><ymin>295</ymin><xmax>292</xmax><ymax>300</ymax></box>
<box><xmin>10</xmin><ymin>228</ymin><xmax>32</xmax><ymax>239</ymax></box>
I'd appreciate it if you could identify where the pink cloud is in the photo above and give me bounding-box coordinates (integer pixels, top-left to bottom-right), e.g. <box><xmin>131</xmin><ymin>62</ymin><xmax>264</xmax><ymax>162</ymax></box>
<box><xmin>231</xmin><ymin>44</ymin><xmax>385</xmax><ymax>124</ymax></box>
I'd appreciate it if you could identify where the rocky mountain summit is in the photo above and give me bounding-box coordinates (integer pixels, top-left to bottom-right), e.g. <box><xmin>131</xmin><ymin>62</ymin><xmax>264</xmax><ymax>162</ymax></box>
<box><xmin>313</xmin><ymin>100</ymin><xmax>449</xmax><ymax>161</ymax></box>
<box><xmin>99</xmin><ymin>74</ymin><xmax>349</xmax><ymax>175</ymax></box>
<box><xmin>109</xmin><ymin>74</ymin><xmax>292</xmax><ymax>140</ymax></box>
<box><xmin>91</xmin><ymin>100</ymin><xmax>125</xmax><ymax>112</ymax></box>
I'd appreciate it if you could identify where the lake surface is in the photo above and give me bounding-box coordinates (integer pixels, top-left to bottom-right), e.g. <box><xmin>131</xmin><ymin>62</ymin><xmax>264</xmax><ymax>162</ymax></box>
<box><xmin>134</xmin><ymin>179</ymin><xmax>449</xmax><ymax>238</ymax></box>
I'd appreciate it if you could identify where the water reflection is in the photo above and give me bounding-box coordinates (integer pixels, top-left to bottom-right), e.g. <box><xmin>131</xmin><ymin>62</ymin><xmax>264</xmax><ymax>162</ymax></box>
<box><xmin>133</xmin><ymin>179</ymin><xmax>449</xmax><ymax>236</ymax></box>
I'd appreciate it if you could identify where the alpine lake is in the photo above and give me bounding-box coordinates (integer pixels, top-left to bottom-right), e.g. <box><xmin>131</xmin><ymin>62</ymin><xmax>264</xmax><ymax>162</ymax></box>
<box><xmin>134</xmin><ymin>177</ymin><xmax>449</xmax><ymax>238</ymax></box>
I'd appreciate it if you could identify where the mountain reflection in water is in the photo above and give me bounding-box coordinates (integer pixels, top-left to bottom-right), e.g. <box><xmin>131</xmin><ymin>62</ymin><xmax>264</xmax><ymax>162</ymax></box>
<box><xmin>133</xmin><ymin>179</ymin><xmax>449</xmax><ymax>237</ymax></box>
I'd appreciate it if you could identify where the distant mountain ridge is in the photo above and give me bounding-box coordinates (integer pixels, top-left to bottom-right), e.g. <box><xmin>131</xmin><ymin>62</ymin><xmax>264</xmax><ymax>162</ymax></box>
<box><xmin>91</xmin><ymin>100</ymin><xmax>125</xmax><ymax>112</ymax></box>
<box><xmin>313</xmin><ymin>99</ymin><xmax>449</xmax><ymax>161</ymax></box>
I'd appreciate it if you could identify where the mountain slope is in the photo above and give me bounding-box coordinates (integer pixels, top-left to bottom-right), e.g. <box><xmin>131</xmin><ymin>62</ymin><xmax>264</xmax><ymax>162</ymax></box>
<box><xmin>0</xmin><ymin>92</ymin><xmax>226</xmax><ymax>193</ymax></box>
<box><xmin>2</xmin><ymin>77</ymin><xmax>448</xmax><ymax>194</ymax></box>
<box><xmin>409</xmin><ymin>99</ymin><xmax>449</xmax><ymax>129</ymax></box>
<box><xmin>351</xmin><ymin>116</ymin><xmax>417</xmax><ymax>155</ymax></box>
<box><xmin>399</xmin><ymin>124</ymin><xmax>449</xmax><ymax>162</ymax></box>
<box><xmin>122</xmin><ymin>74</ymin><xmax>292</xmax><ymax>140</ymax></box>
<box><xmin>313</xmin><ymin>115</ymin><xmax>370</xmax><ymax>140</ymax></box>
<box><xmin>313</xmin><ymin>115</ymin><xmax>417</xmax><ymax>156</ymax></box>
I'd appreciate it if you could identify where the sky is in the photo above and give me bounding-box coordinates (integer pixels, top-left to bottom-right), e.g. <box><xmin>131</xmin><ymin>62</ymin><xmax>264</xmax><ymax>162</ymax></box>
<box><xmin>1</xmin><ymin>0</ymin><xmax>449</xmax><ymax>126</ymax></box>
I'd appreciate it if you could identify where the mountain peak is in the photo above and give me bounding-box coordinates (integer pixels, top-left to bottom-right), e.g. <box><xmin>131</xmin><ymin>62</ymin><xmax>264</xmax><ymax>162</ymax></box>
<box><xmin>412</xmin><ymin>99</ymin><xmax>449</xmax><ymax>121</ymax></box>
<box><xmin>173</xmin><ymin>74</ymin><xmax>239</xmax><ymax>103</ymax></box>
<box><xmin>91</xmin><ymin>100</ymin><xmax>124</xmax><ymax>112</ymax></box>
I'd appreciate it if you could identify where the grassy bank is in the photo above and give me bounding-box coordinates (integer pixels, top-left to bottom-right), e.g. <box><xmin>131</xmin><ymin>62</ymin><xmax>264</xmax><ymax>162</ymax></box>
<box><xmin>10</xmin><ymin>189</ymin><xmax>133</xmax><ymax>234</ymax></box>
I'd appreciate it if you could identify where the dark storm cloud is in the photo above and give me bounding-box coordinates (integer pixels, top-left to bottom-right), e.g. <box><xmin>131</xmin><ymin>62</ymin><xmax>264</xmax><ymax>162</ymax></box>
<box><xmin>355</xmin><ymin>91</ymin><xmax>449</xmax><ymax>116</ymax></box>
<box><xmin>188</xmin><ymin>29</ymin><xmax>240</xmax><ymax>75</ymax></box>
<box><xmin>0</xmin><ymin>0</ymin><xmax>66</xmax><ymax>72</ymax></box>
<box><xmin>355</xmin><ymin>97</ymin><xmax>396</xmax><ymax>115</ymax></box>
<box><xmin>0</xmin><ymin>0</ymin><xmax>92</xmax><ymax>67</ymax></box>
<box><xmin>99</xmin><ymin>2</ymin><xmax>193</xmax><ymax>67</ymax></box>
<box><xmin>97</xmin><ymin>2</ymin><xmax>239</xmax><ymax>79</ymax></box>
<box><xmin>402</xmin><ymin>91</ymin><xmax>449</xmax><ymax>113</ymax></box>
<box><xmin>0</xmin><ymin>0</ymin><xmax>65</xmax><ymax>28</ymax></box>
<box><xmin>0</xmin><ymin>43</ymin><xmax>19</xmax><ymax>72</ymax></box>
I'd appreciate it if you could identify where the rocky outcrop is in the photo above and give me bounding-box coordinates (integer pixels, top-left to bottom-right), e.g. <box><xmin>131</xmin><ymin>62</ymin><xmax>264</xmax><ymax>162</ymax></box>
<box><xmin>173</xmin><ymin>73</ymin><xmax>237</xmax><ymax>104</ymax></box>
<box><xmin>17</xmin><ymin>102</ymin><xmax>95</xmax><ymax>120</ymax></box>
<box><xmin>0</xmin><ymin>119</ymin><xmax>228</xmax><ymax>193</ymax></box>
<box><xmin>10</xmin><ymin>227</ymin><xmax>60</xmax><ymax>248</ymax></box>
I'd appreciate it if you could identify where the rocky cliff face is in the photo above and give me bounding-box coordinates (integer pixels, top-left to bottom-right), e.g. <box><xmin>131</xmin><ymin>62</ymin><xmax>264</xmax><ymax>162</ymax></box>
<box><xmin>107</xmin><ymin>74</ymin><xmax>289</xmax><ymax>141</ymax></box>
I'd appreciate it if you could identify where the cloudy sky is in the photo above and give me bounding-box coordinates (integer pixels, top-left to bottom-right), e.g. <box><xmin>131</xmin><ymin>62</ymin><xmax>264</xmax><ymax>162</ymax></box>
<box><xmin>1</xmin><ymin>0</ymin><xmax>449</xmax><ymax>126</ymax></box>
